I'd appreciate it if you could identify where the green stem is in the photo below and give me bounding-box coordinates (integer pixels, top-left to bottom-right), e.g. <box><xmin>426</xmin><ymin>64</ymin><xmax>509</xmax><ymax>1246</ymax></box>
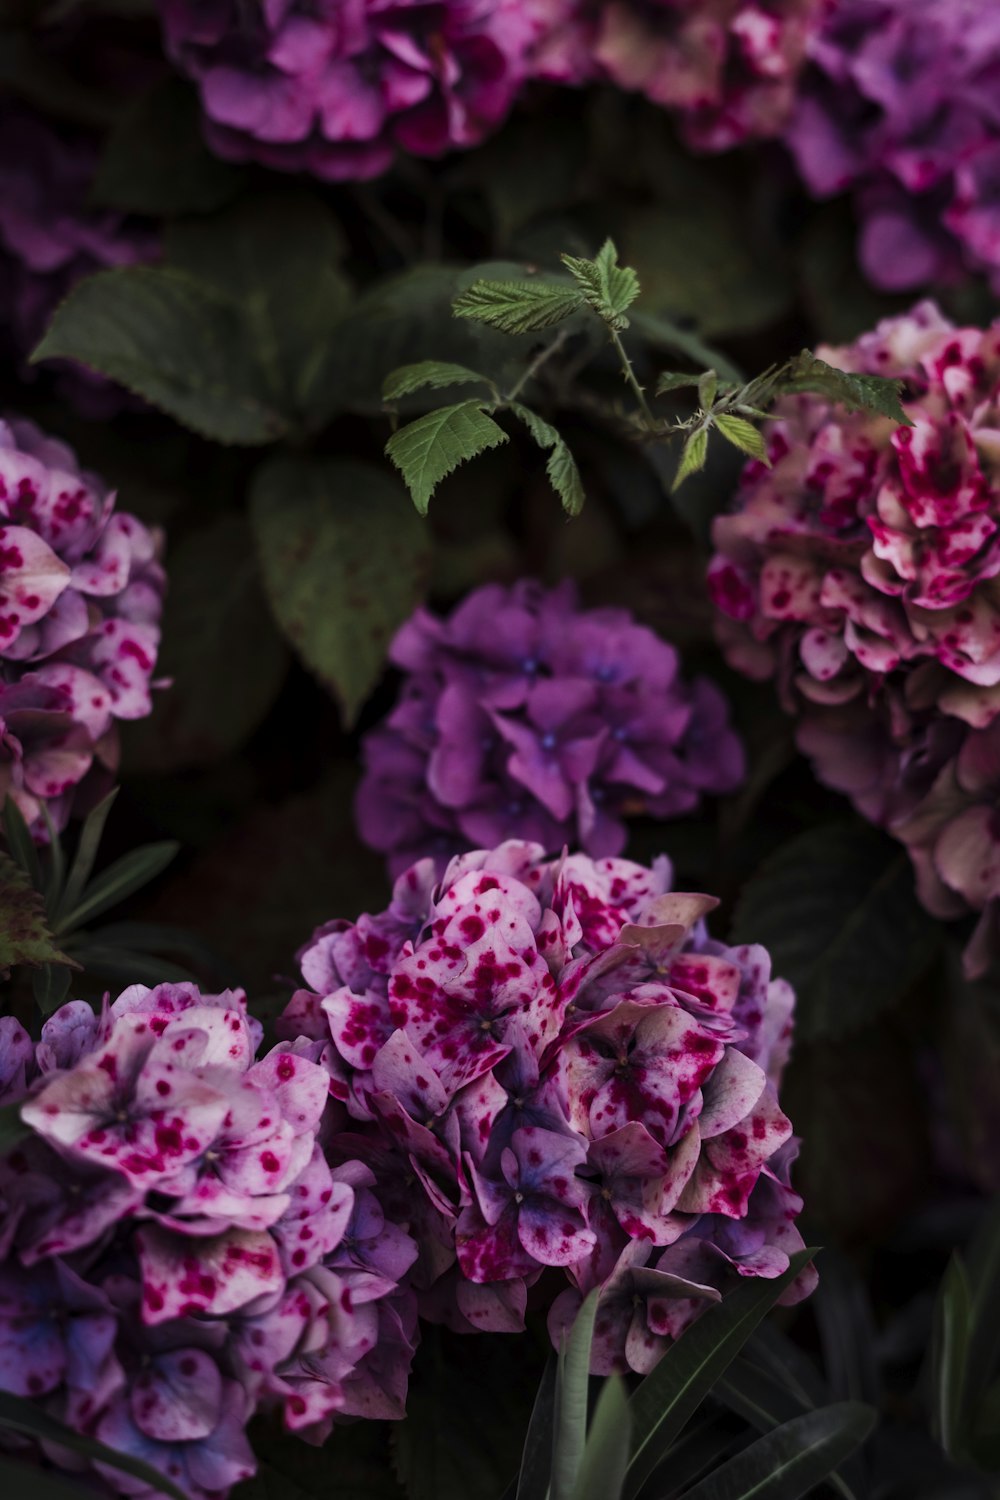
<box><xmin>609</xmin><ymin>326</ymin><xmax>654</xmax><ymax>427</ymax></box>
<box><xmin>505</xmin><ymin>327</ymin><xmax>571</xmax><ymax>404</ymax></box>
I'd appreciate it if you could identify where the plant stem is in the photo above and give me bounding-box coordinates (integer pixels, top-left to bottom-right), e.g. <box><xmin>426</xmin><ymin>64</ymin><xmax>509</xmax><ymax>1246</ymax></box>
<box><xmin>609</xmin><ymin>326</ymin><xmax>655</xmax><ymax>426</ymax></box>
<box><xmin>505</xmin><ymin>328</ymin><xmax>571</xmax><ymax>404</ymax></box>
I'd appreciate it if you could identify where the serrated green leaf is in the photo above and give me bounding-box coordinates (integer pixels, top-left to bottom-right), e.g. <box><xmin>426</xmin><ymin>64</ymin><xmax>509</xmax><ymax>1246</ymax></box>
<box><xmin>561</xmin><ymin>240</ymin><xmax>639</xmax><ymax>330</ymax></box>
<box><xmin>453</xmin><ymin>279</ymin><xmax>584</xmax><ymax>335</ymax></box>
<box><xmin>698</xmin><ymin>370</ymin><xmax>718</xmax><ymax>408</ymax></box>
<box><xmin>572</xmin><ymin>1376</ymin><xmax>631</xmax><ymax>1500</ymax></box>
<box><xmin>730</xmin><ymin>824</ymin><xmax>941</xmax><ymax>1041</ymax></box>
<box><xmin>386</xmin><ymin>400</ymin><xmax>508</xmax><ymax>514</ymax></box>
<box><xmin>0</xmin><ymin>851</ymin><xmax>75</xmax><ymax>974</ymax></box>
<box><xmin>678</xmin><ymin>1402</ymin><xmax>876</xmax><ymax>1500</ymax></box>
<box><xmin>32</xmin><ymin>267</ymin><xmax>287</xmax><ymax>444</ymax></box>
<box><xmin>382</xmin><ymin>360</ymin><xmax>492</xmax><ymax>401</ymax></box>
<box><xmin>58</xmin><ymin>842</ymin><xmax>179</xmax><ymax>935</ymax></box>
<box><xmin>251</xmin><ymin>456</ymin><xmax>430</xmax><ymax>723</ymax></box>
<box><xmin>780</xmin><ymin>352</ymin><xmax>913</xmax><ymax>426</ymax></box>
<box><xmin>715</xmin><ymin>413</ymin><xmax>769</xmax><ymax>462</ymax></box>
<box><xmin>673</xmin><ymin>428</ymin><xmax>709</xmax><ymax>489</ymax></box>
<box><xmin>655</xmin><ymin>372</ymin><xmax>702</xmax><ymax>394</ymax></box>
<box><xmin>510</xmin><ymin>403</ymin><xmax>586</xmax><ymax>515</ymax></box>
<box><xmin>552</xmin><ymin>1288</ymin><xmax>601</xmax><ymax>1500</ymax></box>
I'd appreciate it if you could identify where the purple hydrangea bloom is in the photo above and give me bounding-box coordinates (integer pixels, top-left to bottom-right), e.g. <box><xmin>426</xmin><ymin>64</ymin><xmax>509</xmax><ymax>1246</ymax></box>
<box><xmin>707</xmin><ymin>302</ymin><xmax>1000</xmax><ymax>976</ymax></box>
<box><xmin>156</xmin><ymin>0</ymin><xmax>549</xmax><ymax>182</ymax></box>
<box><xmin>357</xmin><ymin>580</ymin><xmax>745</xmax><ymax>878</ymax></box>
<box><xmin>528</xmin><ymin>0</ymin><xmax>825</xmax><ymax>151</ymax></box>
<box><xmin>0</xmin><ymin>107</ymin><xmax>156</xmax><ymax>415</ymax></box>
<box><xmin>785</xmin><ymin>0</ymin><xmax>1000</xmax><ymax>291</ymax></box>
<box><xmin>0</xmin><ymin>981</ymin><xmax>418</xmax><ymax>1497</ymax></box>
<box><xmin>0</xmin><ymin>415</ymin><xmax>166</xmax><ymax>837</ymax></box>
<box><xmin>280</xmin><ymin>840</ymin><xmax>814</xmax><ymax>1374</ymax></box>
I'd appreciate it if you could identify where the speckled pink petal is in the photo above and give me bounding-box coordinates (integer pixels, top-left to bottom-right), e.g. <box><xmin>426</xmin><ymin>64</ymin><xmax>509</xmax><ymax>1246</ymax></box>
<box><xmin>137</xmin><ymin>1223</ymin><xmax>284</xmax><ymax>1322</ymax></box>
<box><xmin>130</xmin><ymin>1348</ymin><xmax>223</xmax><ymax>1443</ymax></box>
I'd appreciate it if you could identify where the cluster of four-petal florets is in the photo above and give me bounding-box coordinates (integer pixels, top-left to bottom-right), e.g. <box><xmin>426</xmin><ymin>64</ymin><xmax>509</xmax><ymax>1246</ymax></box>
<box><xmin>0</xmin><ymin>841</ymin><xmax>812</xmax><ymax>1497</ymax></box>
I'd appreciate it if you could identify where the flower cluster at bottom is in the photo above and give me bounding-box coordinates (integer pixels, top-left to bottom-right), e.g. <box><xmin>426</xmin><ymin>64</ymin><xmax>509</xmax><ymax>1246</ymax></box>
<box><xmin>280</xmin><ymin>841</ymin><xmax>814</xmax><ymax>1376</ymax></box>
<box><xmin>0</xmin><ymin>982</ymin><xmax>417</xmax><ymax>1499</ymax></box>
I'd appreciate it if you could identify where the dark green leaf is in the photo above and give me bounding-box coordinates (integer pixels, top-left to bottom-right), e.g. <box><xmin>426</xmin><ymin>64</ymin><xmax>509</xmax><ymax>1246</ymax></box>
<box><xmin>62</xmin><ymin>942</ymin><xmax>194</xmax><ymax>988</ymax></box>
<box><xmin>92</xmin><ymin>76</ymin><xmax>246</xmax><ymax>214</ymax></box>
<box><xmin>32</xmin><ymin>267</ymin><xmax>287</xmax><ymax>444</ymax></box>
<box><xmin>572</xmin><ymin>1376</ymin><xmax>631</xmax><ymax>1500</ymax></box>
<box><xmin>676</xmin><ymin>1402</ymin><xmax>876</xmax><ymax>1500</ymax></box>
<box><xmin>55</xmin><ymin>790</ymin><xmax>117</xmax><ymax>928</ymax></box>
<box><xmin>932</xmin><ymin>1254</ymin><xmax>972</xmax><ymax>1461</ymax></box>
<box><xmin>124</xmin><ymin>515</ymin><xmax>289</xmax><ymax>773</ymax></box>
<box><xmin>730</xmin><ymin>824</ymin><xmax>941</xmax><ymax>1041</ymax></box>
<box><xmin>0</xmin><ymin>851</ymin><xmax>75</xmax><ymax>973</ymax></box>
<box><xmin>382</xmin><ymin>361</ymin><xmax>493</xmax><ymax>400</ymax></box>
<box><xmin>251</xmin><ymin>456</ymin><xmax>430</xmax><ymax>723</ymax></box>
<box><xmin>673</xmin><ymin>428</ymin><xmax>709</xmax><ymax>489</ymax></box>
<box><xmin>58</xmin><ymin>842</ymin><xmax>179</xmax><ymax>934</ymax></box>
<box><xmin>2</xmin><ymin>795</ymin><xmax>42</xmax><ymax>893</ymax></box>
<box><xmin>453</xmin><ymin>278</ymin><xmax>584</xmax><ymax>335</ymax></box>
<box><xmin>552</xmin><ymin>1288</ymin><xmax>601</xmax><ymax>1500</ymax></box>
<box><xmin>511</xmin><ymin>403</ymin><xmax>585</xmax><ymax>515</ymax></box>
<box><xmin>0</xmin><ymin>1390</ymin><xmax>190</xmax><ymax>1500</ymax></box>
<box><xmin>656</xmin><ymin>372</ymin><xmax>703</xmax><ymax>395</ymax></box>
<box><xmin>0</xmin><ymin>1455</ymin><xmax>114</xmax><ymax>1500</ymax></box>
<box><xmin>714</xmin><ymin>414</ymin><xmax>768</xmax><ymax>462</ymax></box>
<box><xmin>780</xmin><ymin>352</ymin><xmax>913</xmax><ymax>426</ymax></box>
<box><xmin>386</xmin><ymin>400</ymin><xmax>508</xmax><ymax>515</ymax></box>
<box><xmin>517</xmin><ymin>1357</ymin><xmax>557</xmax><ymax>1500</ymax></box>
<box><xmin>32</xmin><ymin>962</ymin><xmax>72</xmax><ymax>1014</ymax></box>
<box><xmin>0</xmin><ymin>1100</ymin><xmax>28</xmax><ymax>1157</ymax></box>
<box><xmin>624</xmin><ymin>1249</ymin><xmax>817</xmax><ymax>1499</ymax></box>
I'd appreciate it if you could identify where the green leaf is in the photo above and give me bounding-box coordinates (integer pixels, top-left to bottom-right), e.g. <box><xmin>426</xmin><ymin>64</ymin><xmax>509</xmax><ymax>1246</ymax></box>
<box><xmin>511</xmin><ymin>403</ymin><xmax>586</xmax><ymax>515</ymax></box>
<box><xmin>32</xmin><ymin>267</ymin><xmax>287</xmax><ymax>445</ymax></box>
<box><xmin>453</xmin><ymin>278</ymin><xmax>584</xmax><ymax>335</ymax></box>
<box><xmin>0</xmin><ymin>1101</ymin><xmax>28</xmax><ymax>1157</ymax></box>
<box><xmin>517</xmin><ymin>1357</ymin><xmax>557</xmax><ymax>1500</ymax></box>
<box><xmin>92</xmin><ymin>76</ymin><xmax>245</xmax><ymax>215</ymax></box>
<box><xmin>552</xmin><ymin>1287</ymin><xmax>601</xmax><ymax>1500</ymax></box>
<box><xmin>730</xmin><ymin>824</ymin><xmax>941</xmax><ymax>1042</ymax></box>
<box><xmin>698</xmin><ymin>370</ymin><xmax>718</xmax><ymax>408</ymax></box>
<box><xmin>656</xmin><ymin>372</ymin><xmax>703</xmax><ymax>395</ymax></box>
<box><xmin>0</xmin><ymin>851</ymin><xmax>75</xmax><ymax>973</ymax></box>
<box><xmin>58</xmin><ymin>842</ymin><xmax>179</xmax><ymax>934</ymax></box>
<box><xmin>780</xmin><ymin>352</ymin><xmax>913</xmax><ymax>426</ymax></box>
<box><xmin>0</xmin><ymin>1456</ymin><xmax>117</xmax><ymax>1500</ymax></box>
<box><xmin>561</xmin><ymin>239</ymin><xmax>640</xmax><ymax>330</ymax></box>
<box><xmin>386</xmin><ymin>400</ymin><xmax>509</xmax><ymax>515</ymax></box>
<box><xmin>32</xmin><ymin>962</ymin><xmax>73</xmax><ymax>1014</ymax></box>
<box><xmin>933</xmin><ymin>1255</ymin><xmax>973</xmax><ymax>1461</ymax></box>
<box><xmin>3</xmin><ymin>795</ymin><xmax>42</xmax><ymax>893</ymax></box>
<box><xmin>632</xmin><ymin>311</ymin><xmax>743</xmax><ymax>386</ymax></box>
<box><xmin>673</xmin><ymin>428</ymin><xmax>709</xmax><ymax>489</ymax></box>
<box><xmin>124</xmin><ymin>515</ymin><xmax>289</xmax><ymax>773</ymax></box>
<box><xmin>624</xmin><ymin>1249</ymin><xmax>817</xmax><ymax>1499</ymax></box>
<box><xmin>55</xmin><ymin>790</ymin><xmax>117</xmax><ymax>928</ymax></box>
<box><xmin>714</xmin><ymin>414</ymin><xmax>769</xmax><ymax>463</ymax></box>
<box><xmin>382</xmin><ymin>360</ymin><xmax>493</xmax><ymax>401</ymax></box>
<box><xmin>572</xmin><ymin>1376</ymin><xmax>631</xmax><ymax>1500</ymax></box>
<box><xmin>676</xmin><ymin>1403</ymin><xmax>876</xmax><ymax>1500</ymax></box>
<box><xmin>0</xmin><ymin>1390</ymin><xmax>190</xmax><ymax>1500</ymax></box>
<box><xmin>251</xmin><ymin>456</ymin><xmax>431</xmax><ymax>723</ymax></box>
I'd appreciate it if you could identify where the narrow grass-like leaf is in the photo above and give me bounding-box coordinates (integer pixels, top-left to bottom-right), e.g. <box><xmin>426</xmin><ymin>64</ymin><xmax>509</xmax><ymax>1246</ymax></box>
<box><xmin>0</xmin><ymin>1391</ymin><xmax>190</xmax><ymax>1500</ymax></box>
<box><xmin>572</xmin><ymin>1376</ymin><xmax>630</xmax><ymax>1500</ymax></box>
<box><xmin>624</xmin><ymin>1249</ymin><xmax>817</xmax><ymax>1498</ymax></box>
<box><xmin>3</xmin><ymin>797</ymin><xmax>42</xmax><ymax>893</ymax></box>
<box><xmin>959</xmin><ymin>1198</ymin><xmax>1000</xmax><ymax>1427</ymax></box>
<box><xmin>552</xmin><ymin>1287</ymin><xmax>601</xmax><ymax>1500</ymax></box>
<box><xmin>932</xmin><ymin>1254</ymin><xmax>973</xmax><ymax>1458</ymax></box>
<box><xmin>382</xmin><ymin>361</ymin><xmax>493</xmax><ymax>401</ymax></box>
<box><xmin>56</xmin><ymin>790</ymin><xmax>118</xmax><ymax>926</ymax></box>
<box><xmin>32</xmin><ymin>962</ymin><xmax>73</xmax><ymax>1014</ymax></box>
<box><xmin>453</xmin><ymin>280</ymin><xmax>584</xmax><ymax>335</ymax></box>
<box><xmin>386</xmin><ymin>400</ymin><xmax>508</xmax><ymax>515</ymax></box>
<box><xmin>516</xmin><ymin>1355</ymin><xmax>557</xmax><ymax>1500</ymax></box>
<box><xmin>718</xmin><ymin>1359</ymin><xmax>865</xmax><ymax>1500</ymax></box>
<box><xmin>676</xmin><ymin>1402</ymin><xmax>876</xmax><ymax>1500</ymax></box>
<box><xmin>58</xmin><ymin>842</ymin><xmax>179</xmax><ymax>933</ymax></box>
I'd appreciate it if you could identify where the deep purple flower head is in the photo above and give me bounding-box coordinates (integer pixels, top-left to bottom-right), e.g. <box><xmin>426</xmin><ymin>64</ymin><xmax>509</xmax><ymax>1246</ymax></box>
<box><xmin>279</xmin><ymin>840</ymin><xmax>813</xmax><ymax>1374</ymax></box>
<box><xmin>357</xmin><ymin>580</ymin><xmax>744</xmax><ymax>878</ymax></box>
<box><xmin>785</xmin><ymin>0</ymin><xmax>1000</xmax><ymax>291</ymax></box>
<box><xmin>0</xmin><ymin>107</ymin><xmax>156</xmax><ymax>415</ymax></box>
<box><xmin>0</xmin><ymin>980</ymin><xmax>417</xmax><ymax>1497</ymax></box>
<box><xmin>707</xmin><ymin>302</ymin><xmax>1000</xmax><ymax>975</ymax></box>
<box><xmin>0</xmin><ymin>415</ymin><xmax>166</xmax><ymax>837</ymax></box>
<box><xmin>528</xmin><ymin>0</ymin><xmax>826</xmax><ymax>151</ymax></box>
<box><xmin>156</xmin><ymin>0</ymin><xmax>548</xmax><ymax>182</ymax></box>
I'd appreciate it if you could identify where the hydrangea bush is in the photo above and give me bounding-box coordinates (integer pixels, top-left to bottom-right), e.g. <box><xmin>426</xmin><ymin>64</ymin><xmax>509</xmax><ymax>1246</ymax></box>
<box><xmin>707</xmin><ymin>300</ymin><xmax>1000</xmax><ymax>971</ymax></box>
<box><xmin>357</xmin><ymin>580</ymin><xmax>744</xmax><ymax>877</ymax></box>
<box><xmin>279</xmin><ymin>840</ymin><xmax>814</xmax><ymax>1375</ymax></box>
<box><xmin>0</xmin><ymin>417</ymin><xmax>165</xmax><ymax>837</ymax></box>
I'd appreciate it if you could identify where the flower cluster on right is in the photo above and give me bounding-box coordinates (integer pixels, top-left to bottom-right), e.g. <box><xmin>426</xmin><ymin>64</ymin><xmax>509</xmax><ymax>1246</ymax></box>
<box><xmin>708</xmin><ymin>300</ymin><xmax>1000</xmax><ymax>974</ymax></box>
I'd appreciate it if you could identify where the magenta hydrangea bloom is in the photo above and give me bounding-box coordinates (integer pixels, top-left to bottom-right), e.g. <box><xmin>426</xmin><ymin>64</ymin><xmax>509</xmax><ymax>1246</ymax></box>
<box><xmin>357</xmin><ymin>580</ymin><xmax>744</xmax><ymax>878</ymax></box>
<box><xmin>785</xmin><ymin>0</ymin><xmax>1000</xmax><ymax>291</ymax></box>
<box><xmin>0</xmin><ymin>415</ymin><xmax>166</xmax><ymax>837</ymax></box>
<box><xmin>528</xmin><ymin>0</ymin><xmax>825</xmax><ymax>151</ymax></box>
<box><xmin>0</xmin><ymin>108</ymin><xmax>155</xmax><ymax>414</ymax></box>
<box><xmin>279</xmin><ymin>840</ymin><xmax>814</xmax><ymax>1375</ymax></box>
<box><xmin>156</xmin><ymin>0</ymin><xmax>549</xmax><ymax>182</ymax></box>
<box><xmin>707</xmin><ymin>301</ymin><xmax>1000</xmax><ymax>974</ymax></box>
<box><xmin>0</xmin><ymin>981</ymin><xmax>418</xmax><ymax>1497</ymax></box>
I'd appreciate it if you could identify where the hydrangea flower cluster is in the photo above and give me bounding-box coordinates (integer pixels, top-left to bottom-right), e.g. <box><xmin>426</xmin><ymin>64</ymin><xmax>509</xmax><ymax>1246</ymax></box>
<box><xmin>0</xmin><ymin>982</ymin><xmax>418</xmax><ymax>1499</ymax></box>
<box><xmin>357</xmin><ymin>580</ymin><xmax>744</xmax><ymax>878</ymax></box>
<box><xmin>785</xmin><ymin>0</ymin><xmax>1000</xmax><ymax>291</ymax></box>
<box><xmin>0</xmin><ymin>108</ymin><xmax>155</xmax><ymax>413</ymax></box>
<box><xmin>0</xmin><ymin>416</ymin><xmax>166</xmax><ymax>837</ymax></box>
<box><xmin>707</xmin><ymin>301</ymin><xmax>1000</xmax><ymax>973</ymax></box>
<box><xmin>279</xmin><ymin>840</ymin><xmax>814</xmax><ymax>1375</ymax></box>
<box><xmin>156</xmin><ymin>0</ymin><xmax>551</xmax><ymax>182</ymax></box>
<box><xmin>529</xmin><ymin>0</ymin><xmax>826</xmax><ymax>152</ymax></box>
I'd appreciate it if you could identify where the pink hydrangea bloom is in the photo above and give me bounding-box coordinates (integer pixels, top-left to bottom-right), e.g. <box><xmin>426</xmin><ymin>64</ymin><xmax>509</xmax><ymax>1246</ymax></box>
<box><xmin>528</xmin><ymin>0</ymin><xmax>825</xmax><ymax>151</ymax></box>
<box><xmin>357</xmin><ymin>580</ymin><xmax>744</xmax><ymax>878</ymax></box>
<box><xmin>0</xmin><ymin>981</ymin><xmax>417</xmax><ymax>1497</ymax></box>
<box><xmin>0</xmin><ymin>108</ymin><xmax>156</xmax><ymax>415</ymax></box>
<box><xmin>0</xmin><ymin>415</ymin><xmax>166</xmax><ymax>836</ymax></box>
<box><xmin>707</xmin><ymin>301</ymin><xmax>1000</xmax><ymax>974</ymax></box>
<box><xmin>785</xmin><ymin>0</ymin><xmax>1000</xmax><ymax>291</ymax></box>
<box><xmin>156</xmin><ymin>0</ymin><xmax>549</xmax><ymax>182</ymax></box>
<box><xmin>279</xmin><ymin>841</ymin><xmax>813</xmax><ymax>1375</ymax></box>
